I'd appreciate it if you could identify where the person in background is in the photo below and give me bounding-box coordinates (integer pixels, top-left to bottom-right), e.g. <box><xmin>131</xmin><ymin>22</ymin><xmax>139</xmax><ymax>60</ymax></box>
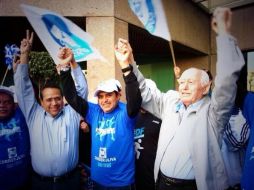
<box><xmin>114</xmin><ymin>7</ymin><xmax>245</xmax><ymax>190</ymax></box>
<box><xmin>241</xmin><ymin>91</ymin><xmax>254</xmax><ymax>190</ymax></box>
<box><xmin>222</xmin><ymin>106</ymin><xmax>249</xmax><ymax>190</ymax></box>
<box><xmin>0</xmin><ymin>86</ymin><xmax>31</xmax><ymax>190</ymax></box>
<box><xmin>14</xmin><ymin>30</ymin><xmax>88</xmax><ymax>190</ymax></box>
<box><xmin>134</xmin><ymin>79</ymin><xmax>162</xmax><ymax>190</ymax></box>
<box><xmin>78</xmin><ymin>119</ymin><xmax>93</xmax><ymax>190</ymax></box>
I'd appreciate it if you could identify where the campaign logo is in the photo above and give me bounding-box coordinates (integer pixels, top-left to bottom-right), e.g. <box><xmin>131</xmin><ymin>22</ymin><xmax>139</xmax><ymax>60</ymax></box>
<box><xmin>96</xmin><ymin>117</ymin><xmax>116</xmax><ymax>141</ymax></box>
<box><xmin>0</xmin><ymin>118</ymin><xmax>21</xmax><ymax>141</ymax></box>
<box><xmin>8</xmin><ymin>147</ymin><xmax>17</xmax><ymax>159</ymax></box>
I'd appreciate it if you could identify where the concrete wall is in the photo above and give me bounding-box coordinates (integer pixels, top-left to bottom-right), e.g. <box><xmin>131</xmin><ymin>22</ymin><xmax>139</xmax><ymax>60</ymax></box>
<box><xmin>1</xmin><ymin>0</ymin><xmax>211</xmax><ymax>54</ymax></box>
<box><xmin>86</xmin><ymin>16</ymin><xmax>128</xmax><ymax>100</ymax></box>
<box><xmin>0</xmin><ymin>0</ymin><xmax>114</xmax><ymax>16</ymax></box>
<box><xmin>211</xmin><ymin>4</ymin><xmax>254</xmax><ymax>55</ymax></box>
<box><xmin>2</xmin><ymin>0</ymin><xmax>253</xmax><ymax>94</ymax></box>
<box><xmin>163</xmin><ymin>0</ymin><xmax>210</xmax><ymax>54</ymax></box>
<box><xmin>231</xmin><ymin>4</ymin><xmax>254</xmax><ymax>50</ymax></box>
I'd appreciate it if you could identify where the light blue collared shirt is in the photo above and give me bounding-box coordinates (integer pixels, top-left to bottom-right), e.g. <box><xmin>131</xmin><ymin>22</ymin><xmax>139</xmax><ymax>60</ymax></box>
<box><xmin>160</xmin><ymin>98</ymin><xmax>205</xmax><ymax>179</ymax></box>
<box><xmin>14</xmin><ymin>64</ymin><xmax>87</xmax><ymax>177</ymax></box>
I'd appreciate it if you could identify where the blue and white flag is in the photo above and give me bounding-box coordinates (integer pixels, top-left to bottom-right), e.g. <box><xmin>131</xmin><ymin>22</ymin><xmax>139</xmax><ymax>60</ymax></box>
<box><xmin>128</xmin><ymin>0</ymin><xmax>171</xmax><ymax>41</ymax></box>
<box><xmin>20</xmin><ymin>4</ymin><xmax>106</xmax><ymax>63</ymax></box>
<box><xmin>4</xmin><ymin>44</ymin><xmax>20</xmax><ymax>70</ymax></box>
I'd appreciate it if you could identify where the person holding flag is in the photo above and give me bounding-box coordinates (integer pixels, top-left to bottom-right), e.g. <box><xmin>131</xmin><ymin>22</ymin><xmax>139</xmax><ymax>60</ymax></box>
<box><xmin>114</xmin><ymin>7</ymin><xmax>245</xmax><ymax>190</ymax></box>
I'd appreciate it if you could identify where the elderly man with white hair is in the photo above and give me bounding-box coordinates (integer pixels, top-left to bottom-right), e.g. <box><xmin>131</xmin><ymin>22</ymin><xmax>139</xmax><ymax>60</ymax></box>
<box><xmin>115</xmin><ymin>7</ymin><xmax>245</xmax><ymax>190</ymax></box>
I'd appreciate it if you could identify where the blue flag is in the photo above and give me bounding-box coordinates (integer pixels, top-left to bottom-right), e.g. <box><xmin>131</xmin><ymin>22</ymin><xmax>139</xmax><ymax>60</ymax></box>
<box><xmin>20</xmin><ymin>4</ymin><xmax>106</xmax><ymax>63</ymax></box>
<box><xmin>128</xmin><ymin>0</ymin><xmax>171</xmax><ymax>41</ymax></box>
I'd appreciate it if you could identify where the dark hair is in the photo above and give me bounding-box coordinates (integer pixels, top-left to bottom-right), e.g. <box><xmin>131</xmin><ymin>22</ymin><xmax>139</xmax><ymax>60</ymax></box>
<box><xmin>116</xmin><ymin>86</ymin><xmax>121</xmax><ymax>92</ymax></box>
<box><xmin>203</xmin><ymin>69</ymin><xmax>213</xmax><ymax>82</ymax></box>
<box><xmin>40</xmin><ymin>81</ymin><xmax>63</xmax><ymax>100</ymax></box>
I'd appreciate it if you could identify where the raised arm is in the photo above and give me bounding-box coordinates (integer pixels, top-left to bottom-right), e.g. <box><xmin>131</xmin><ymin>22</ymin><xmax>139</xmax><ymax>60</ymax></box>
<box><xmin>115</xmin><ymin>38</ymin><xmax>173</xmax><ymax>119</ymax></box>
<box><xmin>123</xmin><ymin>70</ymin><xmax>142</xmax><ymax>117</ymax></box>
<box><xmin>115</xmin><ymin>39</ymin><xmax>142</xmax><ymax>117</ymax></box>
<box><xmin>209</xmin><ymin>8</ymin><xmax>245</xmax><ymax>133</ymax></box>
<box><xmin>71</xmin><ymin>66</ymin><xmax>88</xmax><ymax>99</ymax></box>
<box><xmin>57</xmin><ymin>47</ymin><xmax>88</xmax><ymax>99</ymax></box>
<box><xmin>57</xmin><ymin>48</ymin><xmax>88</xmax><ymax>117</ymax></box>
<box><xmin>14</xmin><ymin>30</ymin><xmax>39</xmax><ymax>123</ymax></box>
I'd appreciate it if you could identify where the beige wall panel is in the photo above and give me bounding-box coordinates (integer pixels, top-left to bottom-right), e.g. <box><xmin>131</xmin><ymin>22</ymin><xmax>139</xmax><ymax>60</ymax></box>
<box><xmin>86</xmin><ymin>17</ymin><xmax>115</xmax><ymax>100</ymax></box>
<box><xmin>231</xmin><ymin>5</ymin><xmax>254</xmax><ymax>50</ymax></box>
<box><xmin>86</xmin><ymin>17</ymin><xmax>128</xmax><ymax>102</ymax></box>
<box><xmin>211</xmin><ymin>4</ymin><xmax>254</xmax><ymax>53</ymax></box>
<box><xmin>114</xmin><ymin>0</ymin><xmax>144</xmax><ymax>28</ymax></box>
<box><xmin>1</xmin><ymin>0</ymin><xmax>114</xmax><ymax>16</ymax></box>
<box><xmin>164</xmin><ymin>0</ymin><xmax>210</xmax><ymax>54</ymax></box>
<box><xmin>115</xmin><ymin>0</ymin><xmax>210</xmax><ymax>54</ymax></box>
<box><xmin>114</xmin><ymin>18</ymin><xmax>129</xmax><ymax>102</ymax></box>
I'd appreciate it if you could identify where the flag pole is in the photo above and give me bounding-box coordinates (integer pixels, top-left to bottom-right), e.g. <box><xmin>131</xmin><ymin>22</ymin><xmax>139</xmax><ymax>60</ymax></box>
<box><xmin>1</xmin><ymin>68</ymin><xmax>9</xmax><ymax>86</ymax></box>
<box><xmin>168</xmin><ymin>40</ymin><xmax>180</xmax><ymax>79</ymax></box>
<box><xmin>169</xmin><ymin>40</ymin><xmax>176</xmax><ymax>68</ymax></box>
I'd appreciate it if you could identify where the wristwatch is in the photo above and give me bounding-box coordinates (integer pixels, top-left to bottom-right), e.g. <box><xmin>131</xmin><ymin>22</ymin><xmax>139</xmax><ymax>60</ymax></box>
<box><xmin>121</xmin><ymin>64</ymin><xmax>133</xmax><ymax>73</ymax></box>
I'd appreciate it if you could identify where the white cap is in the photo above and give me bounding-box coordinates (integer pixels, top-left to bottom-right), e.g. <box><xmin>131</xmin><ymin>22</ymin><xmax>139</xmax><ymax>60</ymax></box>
<box><xmin>0</xmin><ymin>85</ymin><xmax>17</xmax><ymax>103</ymax></box>
<box><xmin>0</xmin><ymin>86</ymin><xmax>14</xmax><ymax>97</ymax></box>
<box><xmin>94</xmin><ymin>79</ymin><xmax>122</xmax><ymax>97</ymax></box>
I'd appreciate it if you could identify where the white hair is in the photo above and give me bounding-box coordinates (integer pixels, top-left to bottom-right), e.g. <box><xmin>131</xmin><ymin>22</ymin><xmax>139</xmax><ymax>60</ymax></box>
<box><xmin>180</xmin><ymin>68</ymin><xmax>210</xmax><ymax>87</ymax></box>
<box><xmin>200</xmin><ymin>70</ymin><xmax>210</xmax><ymax>87</ymax></box>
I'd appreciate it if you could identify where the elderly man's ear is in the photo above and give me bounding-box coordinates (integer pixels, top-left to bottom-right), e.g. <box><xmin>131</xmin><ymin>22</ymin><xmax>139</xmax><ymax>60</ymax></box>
<box><xmin>203</xmin><ymin>84</ymin><xmax>211</xmax><ymax>95</ymax></box>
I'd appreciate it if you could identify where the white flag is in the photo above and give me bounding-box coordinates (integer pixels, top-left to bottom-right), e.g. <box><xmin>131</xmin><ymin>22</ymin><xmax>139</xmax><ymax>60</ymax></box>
<box><xmin>128</xmin><ymin>0</ymin><xmax>171</xmax><ymax>41</ymax></box>
<box><xmin>20</xmin><ymin>4</ymin><xmax>106</xmax><ymax>63</ymax></box>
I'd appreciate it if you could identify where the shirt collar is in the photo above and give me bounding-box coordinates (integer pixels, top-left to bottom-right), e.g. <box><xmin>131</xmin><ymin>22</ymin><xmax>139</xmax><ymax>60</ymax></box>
<box><xmin>44</xmin><ymin>108</ymin><xmax>64</xmax><ymax>119</ymax></box>
<box><xmin>175</xmin><ymin>98</ymin><xmax>205</xmax><ymax>113</ymax></box>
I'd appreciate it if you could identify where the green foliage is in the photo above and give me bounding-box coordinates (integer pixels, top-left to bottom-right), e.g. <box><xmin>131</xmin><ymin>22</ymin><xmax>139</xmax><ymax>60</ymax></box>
<box><xmin>28</xmin><ymin>51</ymin><xmax>59</xmax><ymax>86</ymax></box>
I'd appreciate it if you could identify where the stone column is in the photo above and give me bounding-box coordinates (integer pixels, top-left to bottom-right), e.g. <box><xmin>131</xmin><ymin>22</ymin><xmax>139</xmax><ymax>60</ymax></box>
<box><xmin>86</xmin><ymin>17</ymin><xmax>128</xmax><ymax>101</ymax></box>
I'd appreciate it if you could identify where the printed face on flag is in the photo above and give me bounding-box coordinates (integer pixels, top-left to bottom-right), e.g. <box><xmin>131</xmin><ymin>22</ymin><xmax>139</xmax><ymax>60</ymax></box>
<box><xmin>128</xmin><ymin>0</ymin><xmax>171</xmax><ymax>41</ymax></box>
<box><xmin>41</xmin><ymin>14</ymin><xmax>93</xmax><ymax>61</ymax></box>
<box><xmin>20</xmin><ymin>4</ymin><xmax>106</xmax><ymax>63</ymax></box>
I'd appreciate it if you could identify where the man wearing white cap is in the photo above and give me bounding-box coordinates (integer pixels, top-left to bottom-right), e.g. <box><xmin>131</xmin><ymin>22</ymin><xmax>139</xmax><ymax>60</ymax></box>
<box><xmin>0</xmin><ymin>86</ymin><xmax>31</xmax><ymax>190</ymax></box>
<box><xmin>59</xmin><ymin>52</ymin><xmax>142</xmax><ymax>190</ymax></box>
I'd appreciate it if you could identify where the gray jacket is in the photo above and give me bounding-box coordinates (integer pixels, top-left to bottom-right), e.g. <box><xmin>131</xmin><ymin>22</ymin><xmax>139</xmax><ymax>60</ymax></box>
<box><xmin>132</xmin><ymin>34</ymin><xmax>245</xmax><ymax>190</ymax></box>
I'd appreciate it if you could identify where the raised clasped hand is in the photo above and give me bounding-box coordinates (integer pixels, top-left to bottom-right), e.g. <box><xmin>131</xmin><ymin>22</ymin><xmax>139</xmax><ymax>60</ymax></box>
<box><xmin>212</xmin><ymin>7</ymin><xmax>232</xmax><ymax>35</ymax></box>
<box><xmin>114</xmin><ymin>38</ymin><xmax>134</xmax><ymax>68</ymax></box>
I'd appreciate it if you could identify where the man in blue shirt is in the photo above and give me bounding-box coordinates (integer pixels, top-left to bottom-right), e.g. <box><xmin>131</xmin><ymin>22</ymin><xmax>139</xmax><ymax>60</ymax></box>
<box><xmin>14</xmin><ymin>31</ymin><xmax>88</xmax><ymax>190</ymax></box>
<box><xmin>241</xmin><ymin>92</ymin><xmax>254</xmax><ymax>190</ymax></box>
<box><xmin>59</xmin><ymin>50</ymin><xmax>142</xmax><ymax>190</ymax></box>
<box><xmin>0</xmin><ymin>86</ymin><xmax>31</xmax><ymax>190</ymax></box>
